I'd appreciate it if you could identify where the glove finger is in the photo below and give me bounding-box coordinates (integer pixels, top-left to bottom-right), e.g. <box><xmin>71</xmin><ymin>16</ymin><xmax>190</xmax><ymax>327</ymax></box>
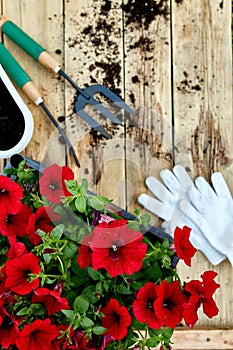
<box><xmin>160</xmin><ymin>168</ymin><xmax>181</xmax><ymax>195</ymax></box>
<box><xmin>211</xmin><ymin>172</ymin><xmax>232</xmax><ymax>200</ymax></box>
<box><xmin>173</xmin><ymin>164</ymin><xmax>194</xmax><ymax>188</ymax></box>
<box><xmin>179</xmin><ymin>199</ymin><xmax>223</xmax><ymax>250</ymax></box>
<box><xmin>188</xmin><ymin>186</ymin><xmax>210</xmax><ymax>214</ymax></box>
<box><xmin>188</xmin><ymin>230</ymin><xmax>225</xmax><ymax>265</ymax></box>
<box><xmin>145</xmin><ymin>176</ymin><xmax>174</xmax><ymax>203</ymax></box>
<box><xmin>178</xmin><ymin>199</ymin><xmax>206</xmax><ymax>231</ymax></box>
<box><xmin>161</xmin><ymin>210</ymin><xmax>189</xmax><ymax>235</ymax></box>
<box><xmin>195</xmin><ymin>176</ymin><xmax>217</xmax><ymax>204</ymax></box>
<box><xmin>137</xmin><ymin>194</ymin><xmax>172</xmax><ymax>221</ymax></box>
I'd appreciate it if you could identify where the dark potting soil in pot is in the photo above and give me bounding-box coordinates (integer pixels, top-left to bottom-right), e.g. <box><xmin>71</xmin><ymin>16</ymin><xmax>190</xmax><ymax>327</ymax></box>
<box><xmin>0</xmin><ymin>77</ymin><xmax>25</xmax><ymax>151</ymax></box>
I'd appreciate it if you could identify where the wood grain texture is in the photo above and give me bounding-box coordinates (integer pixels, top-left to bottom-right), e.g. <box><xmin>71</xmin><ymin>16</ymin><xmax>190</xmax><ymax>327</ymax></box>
<box><xmin>165</xmin><ymin>329</ymin><xmax>233</xmax><ymax>350</ymax></box>
<box><xmin>150</xmin><ymin>329</ymin><xmax>233</xmax><ymax>349</ymax></box>
<box><xmin>2</xmin><ymin>0</ymin><xmax>66</xmax><ymax>166</ymax></box>
<box><xmin>171</xmin><ymin>0</ymin><xmax>233</xmax><ymax>328</ymax></box>
<box><xmin>123</xmin><ymin>0</ymin><xmax>173</xmax><ymax>217</ymax></box>
<box><xmin>64</xmin><ymin>0</ymin><xmax>127</xmax><ymax>207</ymax></box>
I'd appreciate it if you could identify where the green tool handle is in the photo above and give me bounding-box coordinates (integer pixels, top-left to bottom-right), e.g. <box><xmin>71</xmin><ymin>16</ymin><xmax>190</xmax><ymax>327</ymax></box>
<box><xmin>0</xmin><ymin>16</ymin><xmax>61</xmax><ymax>72</ymax></box>
<box><xmin>0</xmin><ymin>43</ymin><xmax>43</xmax><ymax>104</ymax></box>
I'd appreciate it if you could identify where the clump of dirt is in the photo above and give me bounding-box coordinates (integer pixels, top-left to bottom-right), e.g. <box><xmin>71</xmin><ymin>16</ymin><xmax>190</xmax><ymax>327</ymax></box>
<box><xmin>129</xmin><ymin>37</ymin><xmax>154</xmax><ymax>52</ymax></box>
<box><xmin>122</xmin><ymin>0</ymin><xmax>170</xmax><ymax>29</ymax></box>
<box><xmin>100</xmin><ymin>0</ymin><xmax>112</xmax><ymax>14</ymax></box>
<box><xmin>177</xmin><ymin>71</ymin><xmax>204</xmax><ymax>94</ymax></box>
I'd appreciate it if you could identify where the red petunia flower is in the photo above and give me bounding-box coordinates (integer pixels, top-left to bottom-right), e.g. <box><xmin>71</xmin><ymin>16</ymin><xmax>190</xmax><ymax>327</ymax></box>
<box><xmin>16</xmin><ymin>318</ymin><xmax>60</xmax><ymax>350</ymax></box>
<box><xmin>0</xmin><ymin>305</ymin><xmax>21</xmax><ymax>348</ymax></box>
<box><xmin>183</xmin><ymin>270</ymin><xmax>220</xmax><ymax>328</ymax></box>
<box><xmin>0</xmin><ymin>175</ymin><xmax>23</xmax><ymax>215</ymax></box>
<box><xmin>7</xmin><ymin>238</ymin><xmax>28</xmax><ymax>259</ymax></box>
<box><xmin>39</xmin><ymin>164</ymin><xmax>74</xmax><ymax>204</ymax></box>
<box><xmin>101</xmin><ymin>298</ymin><xmax>131</xmax><ymax>340</ymax></box>
<box><xmin>77</xmin><ymin>233</ymin><xmax>94</xmax><ymax>268</ymax></box>
<box><xmin>26</xmin><ymin>206</ymin><xmax>60</xmax><ymax>245</ymax></box>
<box><xmin>0</xmin><ymin>204</ymin><xmax>32</xmax><ymax>237</ymax></box>
<box><xmin>174</xmin><ymin>226</ymin><xmax>197</xmax><ymax>266</ymax></box>
<box><xmin>154</xmin><ymin>280</ymin><xmax>187</xmax><ymax>328</ymax></box>
<box><xmin>5</xmin><ymin>253</ymin><xmax>41</xmax><ymax>295</ymax></box>
<box><xmin>90</xmin><ymin>219</ymin><xmax>147</xmax><ymax>277</ymax></box>
<box><xmin>31</xmin><ymin>287</ymin><xmax>70</xmax><ymax>316</ymax></box>
<box><xmin>133</xmin><ymin>282</ymin><xmax>163</xmax><ymax>329</ymax></box>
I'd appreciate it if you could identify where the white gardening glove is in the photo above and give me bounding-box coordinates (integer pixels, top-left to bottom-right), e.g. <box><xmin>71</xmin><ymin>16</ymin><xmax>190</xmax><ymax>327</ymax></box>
<box><xmin>179</xmin><ymin>172</ymin><xmax>233</xmax><ymax>266</ymax></box>
<box><xmin>138</xmin><ymin>165</ymin><xmax>225</xmax><ymax>265</ymax></box>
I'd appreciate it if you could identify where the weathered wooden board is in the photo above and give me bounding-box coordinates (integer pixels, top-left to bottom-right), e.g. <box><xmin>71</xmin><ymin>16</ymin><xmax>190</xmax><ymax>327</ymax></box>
<box><xmin>1</xmin><ymin>0</ymin><xmax>65</xmax><ymax>166</ymax></box>
<box><xmin>123</xmin><ymin>0</ymin><xmax>173</xmax><ymax>218</ymax></box>
<box><xmin>162</xmin><ymin>329</ymin><xmax>233</xmax><ymax>350</ymax></box>
<box><xmin>63</xmin><ymin>0</ymin><xmax>126</xmax><ymax>208</ymax></box>
<box><xmin>172</xmin><ymin>0</ymin><xmax>233</xmax><ymax>328</ymax></box>
<box><xmin>0</xmin><ymin>0</ymin><xmax>232</xmax><ymax>340</ymax></box>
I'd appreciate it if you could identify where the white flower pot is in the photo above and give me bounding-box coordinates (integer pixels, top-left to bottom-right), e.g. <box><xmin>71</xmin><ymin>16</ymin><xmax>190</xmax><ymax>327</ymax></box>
<box><xmin>0</xmin><ymin>64</ymin><xmax>34</xmax><ymax>158</ymax></box>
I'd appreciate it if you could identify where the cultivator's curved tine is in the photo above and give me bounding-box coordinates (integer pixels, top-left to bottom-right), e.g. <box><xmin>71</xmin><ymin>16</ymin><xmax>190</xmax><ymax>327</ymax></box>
<box><xmin>76</xmin><ymin>93</ymin><xmax>123</xmax><ymax>126</ymax></box>
<box><xmin>85</xmin><ymin>85</ymin><xmax>135</xmax><ymax>115</ymax></box>
<box><xmin>76</xmin><ymin>107</ymin><xmax>112</xmax><ymax>139</ymax></box>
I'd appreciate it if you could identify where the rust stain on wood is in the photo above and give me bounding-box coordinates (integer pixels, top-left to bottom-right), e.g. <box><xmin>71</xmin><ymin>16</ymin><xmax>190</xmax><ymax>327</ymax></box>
<box><xmin>191</xmin><ymin>111</ymin><xmax>232</xmax><ymax>179</ymax></box>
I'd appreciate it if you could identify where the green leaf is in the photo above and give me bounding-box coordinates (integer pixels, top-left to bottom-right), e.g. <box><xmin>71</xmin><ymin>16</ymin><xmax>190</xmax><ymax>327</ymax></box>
<box><xmin>88</xmin><ymin>196</ymin><xmax>107</xmax><ymax>211</ymax></box>
<box><xmin>63</xmin><ymin>241</ymin><xmax>77</xmax><ymax>258</ymax></box>
<box><xmin>61</xmin><ymin>309</ymin><xmax>76</xmax><ymax>319</ymax></box>
<box><xmin>43</xmin><ymin>253</ymin><xmax>52</xmax><ymax>264</ymax></box>
<box><xmin>134</xmin><ymin>208</ymin><xmax>141</xmax><ymax>216</ymax></box>
<box><xmin>75</xmin><ymin>195</ymin><xmax>86</xmax><ymax>213</ymax></box>
<box><xmin>162</xmin><ymin>327</ymin><xmax>174</xmax><ymax>339</ymax></box>
<box><xmin>45</xmin><ymin>278</ymin><xmax>57</xmax><ymax>284</ymax></box>
<box><xmin>127</xmin><ymin>221</ymin><xmax>140</xmax><ymax>231</ymax></box>
<box><xmin>146</xmin><ymin>337</ymin><xmax>160</xmax><ymax>347</ymax></box>
<box><xmin>92</xmin><ymin>326</ymin><xmax>107</xmax><ymax>335</ymax></box>
<box><xmin>116</xmin><ymin>285</ymin><xmax>132</xmax><ymax>294</ymax></box>
<box><xmin>73</xmin><ymin>319</ymin><xmax>81</xmax><ymax>330</ymax></box>
<box><xmin>16</xmin><ymin>307</ymin><xmax>30</xmax><ymax>316</ymax></box>
<box><xmin>82</xmin><ymin>285</ymin><xmax>100</xmax><ymax>304</ymax></box>
<box><xmin>50</xmin><ymin>224</ymin><xmax>64</xmax><ymax>240</ymax></box>
<box><xmin>80</xmin><ymin>178</ymin><xmax>88</xmax><ymax>195</ymax></box>
<box><xmin>37</xmin><ymin>229</ymin><xmax>49</xmax><ymax>241</ymax></box>
<box><xmin>73</xmin><ymin>295</ymin><xmax>89</xmax><ymax>313</ymax></box>
<box><xmin>65</xmin><ymin>180</ymin><xmax>79</xmax><ymax>195</ymax></box>
<box><xmin>162</xmin><ymin>238</ymin><xmax>170</xmax><ymax>249</ymax></box>
<box><xmin>17</xmin><ymin>160</ymin><xmax>38</xmax><ymax>183</ymax></box>
<box><xmin>141</xmin><ymin>213</ymin><xmax>151</xmax><ymax>227</ymax></box>
<box><xmin>81</xmin><ymin>317</ymin><xmax>94</xmax><ymax>328</ymax></box>
<box><xmin>87</xmin><ymin>267</ymin><xmax>102</xmax><ymax>281</ymax></box>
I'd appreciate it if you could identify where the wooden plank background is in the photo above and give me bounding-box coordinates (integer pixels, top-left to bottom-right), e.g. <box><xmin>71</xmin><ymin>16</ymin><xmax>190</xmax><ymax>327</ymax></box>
<box><xmin>0</xmin><ymin>0</ymin><xmax>232</xmax><ymax>348</ymax></box>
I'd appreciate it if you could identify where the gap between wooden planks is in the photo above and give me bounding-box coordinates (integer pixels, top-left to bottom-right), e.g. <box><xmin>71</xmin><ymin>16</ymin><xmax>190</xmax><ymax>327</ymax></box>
<box><xmin>154</xmin><ymin>328</ymin><xmax>233</xmax><ymax>350</ymax></box>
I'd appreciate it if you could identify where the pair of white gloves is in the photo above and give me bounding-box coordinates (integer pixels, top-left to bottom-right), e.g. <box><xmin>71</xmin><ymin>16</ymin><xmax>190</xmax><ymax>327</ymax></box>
<box><xmin>138</xmin><ymin>165</ymin><xmax>233</xmax><ymax>266</ymax></box>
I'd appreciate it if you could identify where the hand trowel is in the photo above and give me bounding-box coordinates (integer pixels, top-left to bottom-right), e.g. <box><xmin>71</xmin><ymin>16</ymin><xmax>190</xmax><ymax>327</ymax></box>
<box><xmin>0</xmin><ymin>64</ymin><xmax>33</xmax><ymax>158</ymax></box>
